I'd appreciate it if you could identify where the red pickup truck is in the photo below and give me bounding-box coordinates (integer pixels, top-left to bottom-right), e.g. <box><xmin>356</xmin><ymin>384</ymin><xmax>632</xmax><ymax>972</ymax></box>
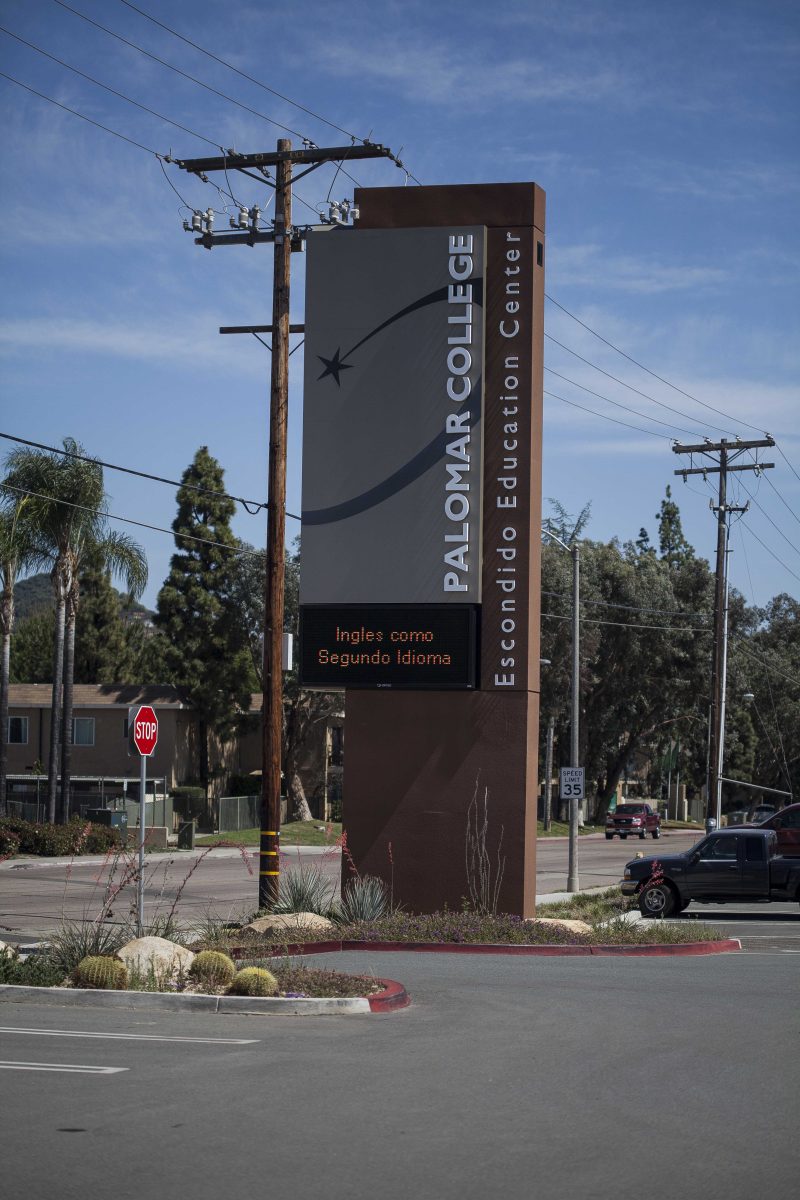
<box><xmin>605</xmin><ymin>803</ymin><xmax>661</xmax><ymax>841</ymax></box>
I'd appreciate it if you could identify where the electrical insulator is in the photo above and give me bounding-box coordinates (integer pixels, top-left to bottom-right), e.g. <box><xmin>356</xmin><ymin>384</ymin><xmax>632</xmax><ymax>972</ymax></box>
<box><xmin>349</xmin><ymin>204</ymin><xmax>360</xmax><ymax>222</ymax></box>
<box><xmin>191</xmin><ymin>212</ymin><xmax>202</xmax><ymax>232</ymax></box>
<box><xmin>183</xmin><ymin>219</ymin><xmax>191</xmax><ymax>232</ymax></box>
<box><xmin>328</xmin><ymin>201</ymin><xmax>341</xmax><ymax>224</ymax></box>
<box><xmin>204</xmin><ymin>208</ymin><xmax>214</xmax><ymax>231</ymax></box>
<box><xmin>250</xmin><ymin>206</ymin><xmax>260</xmax><ymax>228</ymax></box>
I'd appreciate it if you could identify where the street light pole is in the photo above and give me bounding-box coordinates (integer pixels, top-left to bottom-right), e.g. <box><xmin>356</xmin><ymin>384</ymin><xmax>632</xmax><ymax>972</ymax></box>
<box><xmin>542</xmin><ymin>529</ymin><xmax>580</xmax><ymax>891</ymax></box>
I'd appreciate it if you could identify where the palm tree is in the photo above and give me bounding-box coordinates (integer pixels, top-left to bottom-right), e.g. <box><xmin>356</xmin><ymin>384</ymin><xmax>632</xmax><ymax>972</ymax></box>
<box><xmin>3</xmin><ymin>439</ymin><xmax>147</xmax><ymax>822</ymax></box>
<box><xmin>0</xmin><ymin>494</ymin><xmax>38</xmax><ymax>817</ymax></box>
<box><xmin>60</xmin><ymin>531</ymin><xmax>147</xmax><ymax>819</ymax></box>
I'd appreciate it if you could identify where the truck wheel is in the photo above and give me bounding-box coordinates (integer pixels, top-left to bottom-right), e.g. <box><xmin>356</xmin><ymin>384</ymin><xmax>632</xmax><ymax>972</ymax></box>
<box><xmin>652</xmin><ymin>828</ymin><xmax>661</xmax><ymax>839</ymax></box>
<box><xmin>639</xmin><ymin>830</ymin><xmax>647</xmax><ymax>840</ymax></box>
<box><xmin>638</xmin><ymin>883</ymin><xmax>677</xmax><ymax>919</ymax></box>
<box><xmin>620</xmin><ymin>833</ymin><xmax>628</xmax><ymax>840</ymax></box>
<box><xmin>605</xmin><ymin>832</ymin><xmax>613</xmax><ymax>840</ymax></box>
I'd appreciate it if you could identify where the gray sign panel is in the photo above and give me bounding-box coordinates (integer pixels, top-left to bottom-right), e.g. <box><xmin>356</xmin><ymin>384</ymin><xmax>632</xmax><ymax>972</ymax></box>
<box><xmin>301</xmin><ymin>226</ymin><xmax>485</xmax><ymax>604</ymax></box>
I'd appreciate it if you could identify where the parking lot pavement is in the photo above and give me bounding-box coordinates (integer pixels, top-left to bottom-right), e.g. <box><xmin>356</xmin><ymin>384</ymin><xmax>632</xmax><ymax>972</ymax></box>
<box><xmin>0</xmin><ymin>952</ymin><xmax>797</xmax><ymax>1200</ymax></box>
<box><xmin>676</xmin><ymin>902</ymin><xmax>800</xmax><ymax>953</ymax></box>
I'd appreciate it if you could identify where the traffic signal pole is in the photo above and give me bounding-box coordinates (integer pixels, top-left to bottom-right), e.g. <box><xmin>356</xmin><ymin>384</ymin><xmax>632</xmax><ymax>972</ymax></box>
<box><xmin>177</xmin><ymin>139</ymin><xmax>394</xmax><ymax>909</ymax></box>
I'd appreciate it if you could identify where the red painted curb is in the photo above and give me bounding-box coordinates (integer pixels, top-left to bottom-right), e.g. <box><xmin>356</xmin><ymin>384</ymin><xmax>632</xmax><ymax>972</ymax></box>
<box><xmin>231</xmin><ymin>938</ymin><xmax>741</xmax><ymax>959</ymax></box>
<box><xmin>369</xmin><ymin>979</ymin><xmax>410</xmax><ymax>1012</ymax></box>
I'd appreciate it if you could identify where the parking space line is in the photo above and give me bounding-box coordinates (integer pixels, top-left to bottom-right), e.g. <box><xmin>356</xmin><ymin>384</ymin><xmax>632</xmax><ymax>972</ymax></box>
<box><xmin>0</xmin><ymin>1061</ymin><xmax>128</xmax><ymax>1074</ymax></box>
<box><xmin>0</xmin><ymin>1027</ymin><xmax>259</xmax><ymax>1045</ymax></box>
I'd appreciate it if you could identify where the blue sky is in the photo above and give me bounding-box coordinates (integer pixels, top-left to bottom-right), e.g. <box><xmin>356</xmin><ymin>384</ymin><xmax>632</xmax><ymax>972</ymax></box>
<box><xmin>1</xmin><ymin>0</ymin><xmax>798</xmax><ymax>614</ymax></box>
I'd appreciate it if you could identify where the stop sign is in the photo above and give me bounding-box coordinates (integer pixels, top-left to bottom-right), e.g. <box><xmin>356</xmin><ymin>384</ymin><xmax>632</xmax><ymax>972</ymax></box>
<box><xmin>129</xmin><ymin>704</ymin><xmax>158</xmax><ymax>757</ymax></box>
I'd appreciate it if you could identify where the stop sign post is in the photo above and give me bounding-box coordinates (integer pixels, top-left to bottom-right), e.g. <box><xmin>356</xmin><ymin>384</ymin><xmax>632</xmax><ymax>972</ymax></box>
<box><xmin>128</xmin><ymin>705</ymin><xmax>159</xmax><ymax>935</ymax></box>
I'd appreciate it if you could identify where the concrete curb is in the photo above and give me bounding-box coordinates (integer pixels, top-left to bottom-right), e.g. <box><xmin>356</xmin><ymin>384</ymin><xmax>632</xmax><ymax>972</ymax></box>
<box><xmin>232</xmin><ymin>938</ymin><xmax>743</xmax><ymax>958</ymax></box>
<box><xmin>0</xmin><ymin>977</ymin><xmax>410</xmax><ymax>1015</ymax></box>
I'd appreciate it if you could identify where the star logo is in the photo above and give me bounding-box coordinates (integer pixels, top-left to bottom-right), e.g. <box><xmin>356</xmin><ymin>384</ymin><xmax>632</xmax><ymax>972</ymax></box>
<box><xmin>316</xmin><ymin>347</ymin><xmax>353</xmax><ymax>386</ymax></box>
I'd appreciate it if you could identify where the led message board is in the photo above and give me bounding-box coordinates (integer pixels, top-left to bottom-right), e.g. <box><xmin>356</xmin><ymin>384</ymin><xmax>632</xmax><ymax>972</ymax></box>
<box><xmin>300</xmin><ymin>606</ymin><xmax>477</xmax><ymax>690</ymax></box>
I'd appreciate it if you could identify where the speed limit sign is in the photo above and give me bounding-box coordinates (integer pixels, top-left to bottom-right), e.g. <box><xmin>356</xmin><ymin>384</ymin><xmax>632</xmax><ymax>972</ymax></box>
<box><xmin>560</xmin><ymin>767</ymin><xmax>585</xmax><ymax>800</ymax></box>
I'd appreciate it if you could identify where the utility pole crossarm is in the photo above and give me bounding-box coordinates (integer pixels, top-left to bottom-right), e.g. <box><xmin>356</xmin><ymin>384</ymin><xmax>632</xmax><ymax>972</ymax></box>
<box><xmin>176</xmin><ymin>145</ymin><xmax>394</xmax><ymax>174</ymax></box>
<box><xmin>674</xmin><ymin>463</ymin><xmax>775</xmax><ymax>477</ymax></box>
<box><xmin>672</xmin><ymin>437</ymin><xmax>775</xmax><ymax>455</ymax></box>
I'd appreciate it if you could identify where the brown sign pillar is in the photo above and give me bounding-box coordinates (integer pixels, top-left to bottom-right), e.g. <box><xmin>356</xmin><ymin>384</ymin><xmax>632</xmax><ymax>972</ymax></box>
<box><xmin>343</xmin><ymin>183</ymin><xmax>545</xmax><ymax>917</ymax></box>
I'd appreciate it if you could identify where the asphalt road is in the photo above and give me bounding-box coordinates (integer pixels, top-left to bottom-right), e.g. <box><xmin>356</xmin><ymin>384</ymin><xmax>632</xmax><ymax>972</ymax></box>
<box><xmin>2</xmin><ymin>831</ymin><xmax>798</xmax><ymax>951</ymax></box>
<box><xmin>0</xmin><ymin>950</ymin><xmax>797</xmax><ymax>1200</ymax></box>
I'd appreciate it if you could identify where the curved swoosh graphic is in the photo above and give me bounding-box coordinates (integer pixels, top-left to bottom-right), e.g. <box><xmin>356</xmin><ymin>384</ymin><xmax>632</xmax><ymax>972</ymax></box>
<box><xmin>302</xmin><ymin>395</ymin><xmax>482</xmax><ymax>526</ymax></box>
<box><xmin>317</xmin><ymin>279</ymin><xmax>484</xmax><ymax>382</ymax></box>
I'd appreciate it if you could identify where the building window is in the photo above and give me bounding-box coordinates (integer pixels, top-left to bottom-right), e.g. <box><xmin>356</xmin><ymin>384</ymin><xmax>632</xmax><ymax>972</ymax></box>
<box><xmin>8</xmin><ymin>716</ymin><xmax>28</xmax><ymax>745</ymax></box>
<box><xmin>72</xmin><ymin>717</ymin><xmax>95</xmax><ymax>747</ymax></box>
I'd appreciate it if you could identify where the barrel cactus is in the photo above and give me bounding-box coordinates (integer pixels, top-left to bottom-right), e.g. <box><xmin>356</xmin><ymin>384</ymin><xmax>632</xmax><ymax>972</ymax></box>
<box><xmin>73</xmin><ymin>955</ymin><xmax>129</xmax><ymax>990</ymax></box>
<box><xmin>227</xmin><ymin>966</ymin><xmax>278</xmax><ymax>997</ymax></box>
<box><xmin>189</xmin><ymin>950</ymin><xmax>236</xmax><ymax>988</ymax></box>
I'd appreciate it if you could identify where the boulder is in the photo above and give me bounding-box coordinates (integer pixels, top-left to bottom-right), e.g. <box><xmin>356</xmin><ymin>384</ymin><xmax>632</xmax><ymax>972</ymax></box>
<box><xmin>116</xmin><ymin>936</ymin><xmax>194</xmax><ymax>984</ymax></box>
<box><xmin>0</xmin><ymin>939</ymin><xmax>17</xmax><ymax>959</ymax></box>
<box><xmin>526</xmin><ymin>917</ymin><xmax>593</xmax><ymax>935</ymax></box>
<box><xmin>243</xmin><ymin>911</ymin><xmax>335</xmax><ymax>935</ymax></box>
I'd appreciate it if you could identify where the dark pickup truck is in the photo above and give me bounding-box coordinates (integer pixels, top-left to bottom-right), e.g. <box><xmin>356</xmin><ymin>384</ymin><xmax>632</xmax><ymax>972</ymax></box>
<box><xmin>621</xmin><ymin>828</ymin><xmax>800</xmax><ymax>918</ymax></box>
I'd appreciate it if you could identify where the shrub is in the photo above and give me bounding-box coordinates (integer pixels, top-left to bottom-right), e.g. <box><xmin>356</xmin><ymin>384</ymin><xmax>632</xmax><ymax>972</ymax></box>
<box><xmin>0</xmin><ymin>952</ymin><xmax>65</xmax><ymax>988</ymax></box>
<box><xmin>0</xmin><ymin>826</ymin><xmax>21</xmax><ymax>858</ymax></box>
<box><xmin>0</xmin><ymin>816</ymin><xmax>121</xmax><ymax>857</ymax></box>
<box><xmin>227</xmin><ymin>966</ymin><xmax>278</xmax><ymax>997</ymax></box>
<box><xmin>72</xmin><ymin>955</ymin><xmax>129</xmax><ymax>990</ymax></box>
<box><xmin>189</xmin><ymin>950</ymin><xmax>236</xmax><ymax>988</ymax></box>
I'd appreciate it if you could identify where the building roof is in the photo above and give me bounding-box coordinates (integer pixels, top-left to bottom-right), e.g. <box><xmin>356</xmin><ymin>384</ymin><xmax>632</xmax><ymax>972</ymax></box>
<box><xmin>9</xmin><ymin>684</ymin><xmax>189</xmax><ymax>709</ymax></box>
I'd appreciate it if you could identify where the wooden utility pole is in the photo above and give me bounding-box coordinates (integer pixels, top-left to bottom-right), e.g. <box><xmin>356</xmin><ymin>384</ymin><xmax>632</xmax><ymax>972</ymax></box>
<box><xmin>673</xmin><ymin>437</ymin><xmax>774</xmax><ymax>830</ymax></box>
<box><xmin>177</xmin><ymin>138</ymin><xmax>394</xmax><ymax>908</ymax></box>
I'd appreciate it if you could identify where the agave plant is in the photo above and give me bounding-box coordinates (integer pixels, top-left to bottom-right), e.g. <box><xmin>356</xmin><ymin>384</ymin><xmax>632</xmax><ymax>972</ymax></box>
<box><xmin>337</xmin><ymin>874</ymin><xmax>395</xmax><ymax>925</ymax></box>
<box><xmin>270</xmin><ymin>862</ymin><xmax>339</xmax><ymax>918</ymax></box>
<box><xmin>46</xmin><ymin>919</ymin><xmax>127</xmax><ymax>976</ymax></box>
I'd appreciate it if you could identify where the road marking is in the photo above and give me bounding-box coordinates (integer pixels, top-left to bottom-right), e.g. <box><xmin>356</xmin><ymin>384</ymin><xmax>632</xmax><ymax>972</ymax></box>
<box><xmin>0</xmin><ymin>1061</ymin><xmax>128</xmax><ymax>1074</ymax></box>
<box><xmin>0</xmin><ymin>1027</ymin><xmax>259</xmax><ymax>1045</ymax></box>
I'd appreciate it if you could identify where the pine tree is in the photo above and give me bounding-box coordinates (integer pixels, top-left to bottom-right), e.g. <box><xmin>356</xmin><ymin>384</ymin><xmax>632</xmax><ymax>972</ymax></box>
<box><xmin>657</xmin><ymin>486</ymin><xmax>694</xmax><ymax>569</ymax></box>
<box><xmin>73</xmin><ymin>554</ymin><xmax>136</xmax><ymax>683</ymax></box>
<box><xmin>155</xmin><ymin>447</ymin><xmax>253</xmax><ymax>796</ymax></box>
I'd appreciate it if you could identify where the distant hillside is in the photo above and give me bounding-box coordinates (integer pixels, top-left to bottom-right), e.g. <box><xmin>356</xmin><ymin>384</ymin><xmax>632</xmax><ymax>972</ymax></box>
<box><xmin>15</xmin><ymin>573</ymin><xmax>152</xmax><ymax>623</ymax></box>
<box><xmin>14</xmin><ymin>574</ymin><xmax>52</xmax><ymax>620</ymax></box>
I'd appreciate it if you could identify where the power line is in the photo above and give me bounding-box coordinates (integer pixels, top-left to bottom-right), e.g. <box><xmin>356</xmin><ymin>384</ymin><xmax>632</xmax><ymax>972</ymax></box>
<box><xmin>740</xmin><ymin>522</ymin><xmax>800</xmax><ymax>586</ymax></box>
<box><xmin>52</xmin><ymin>0</ymin><xmax>309</xmax><ymax>141</ymax></box>
<box><xmin>116</xmin><ymin>0</ymin><xmax>367</xmax><ymax>145</ymax></box>
<box><xmin>545</xmin><ymin>333</ymin><xmax>730</xmax><ymax>437</ymax></box>
<box><xmin>0</xmin><ymin>70</ymin><xmax>160</xmax><ymax>156</ymax></box>
<box><xmin>0</xmin><ymin>430</ymin><xmax>282</xmax><ymax>515</ymax></box>
<box><xmin>733</xmin><ymin>642</ymin><xmax>800</xmax><ymax>690</ymax></box>
<box><xmin>737</xmin><ymin>477</ymin><xmax>800</xmax><ymax>561</ymax></box>
<box><xmin>1</xmin><ymin>480</ymin><xmax>264</xmax><ymax>554</ymax></box>
<box><xmin>545</xmin><ymin>293</ymin><xmax>770</xmax><ymax>436</ymax></box>
<box><xmin>544</xmin><ymin>388</ymin><xmax>674</xmax><ymax>441</ymax></box>
<box><xmin>0</xmin><ymin>25</ymin><xmax>221</xmax><ymax>151</ymax></box>
<box><xmin>544</xmin><ymin>366</ymin><xmax>706</xmax><ymax>439</ymax></box>
<box><xmin>542</xmin><ymin>612</ymin><xmax>711</xmax><ymax>633</ymax></box>
<box><xmin>541</xmin><ymin>590</ymin><xmax>711</xmax><ymax>620</ymax></box>
<box><xmin>775</xmin><ymin>442</ymin><xmax>800</xmax><ymax>487</ymax></box>
<box><xmin>761</xmin><ymin>465</ymin><xmax>800</xmax><ymax>529</ymax></box>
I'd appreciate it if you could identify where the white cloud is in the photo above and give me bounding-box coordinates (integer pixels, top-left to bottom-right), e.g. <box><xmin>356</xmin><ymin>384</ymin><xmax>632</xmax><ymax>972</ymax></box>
<box><xmin>0</xmin><ymin>315</ymin><xmax>265</xmax><ymax>373</ymax></box>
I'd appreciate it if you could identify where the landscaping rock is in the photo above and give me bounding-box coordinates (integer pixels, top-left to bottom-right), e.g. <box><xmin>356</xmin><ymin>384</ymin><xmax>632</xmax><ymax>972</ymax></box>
<box><xmin>0</xmin><ymin>940</ymin><xmax>17</xmax><ymax>959</ymax></box>
<box><xmin>526</xmin><ymin>917</ymin><xmax>593</xmax><ymax>935</ymax></box>
<box><xmin>116</xmin><ymin>936</ymin><xmax>194</xmax><ymax>983</ymax></box>
<box><xmin>243</xmin><ymin>912</ymin><xmax>335</xmax><ymax>935</ymax></box>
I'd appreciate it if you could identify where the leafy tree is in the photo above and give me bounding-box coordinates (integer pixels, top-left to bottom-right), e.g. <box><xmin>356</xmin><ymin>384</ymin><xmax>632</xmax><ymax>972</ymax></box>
<box><xmin>229</xmin><ymin>536</ymin><xmax>340</xmax><ymax>821</ymax></box>
<box><xmin>540</xmin><ymin>501</ymin><xmax>715</xmax><ymax>821</ymax></box>
<box><xmin>154</xmin><ymin>447</ymin><xmax>253</xmax><ymax>798</ymax></box>
<box><xmin>0</xmin><ymin>496</ymin><xmax>38</xmax><ymax>815</ymax></box>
